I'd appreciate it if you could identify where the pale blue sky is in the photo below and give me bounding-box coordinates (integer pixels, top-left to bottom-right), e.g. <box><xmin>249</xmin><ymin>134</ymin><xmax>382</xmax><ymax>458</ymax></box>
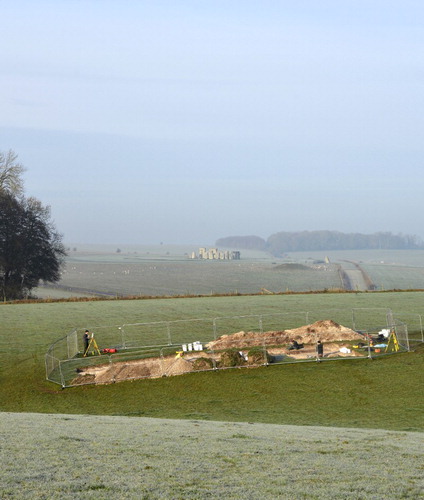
<box><xmin>1</xmin><ymin>1</ymin><xmax>424</xmax><ymax>245</ymax></box>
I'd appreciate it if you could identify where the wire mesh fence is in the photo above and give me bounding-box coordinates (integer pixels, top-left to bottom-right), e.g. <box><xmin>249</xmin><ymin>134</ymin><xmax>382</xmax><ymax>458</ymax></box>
<box><xmin>45</xmin><ymin>308</ymin><xmax>419</xmax><ymax>388</ymax></box>
<box><xmin>387</xmin><ymin>312</ymin><xmax>424</xmax><ymax>342</ymax></box>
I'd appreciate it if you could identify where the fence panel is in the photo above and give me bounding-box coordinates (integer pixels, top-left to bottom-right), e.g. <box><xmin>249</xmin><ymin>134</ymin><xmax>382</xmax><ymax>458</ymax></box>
<box><xmin>45</xmin><ymin>333</ymin><xmax>72</xmax><ymax>384</ymax></box>
<box><xmin>66</xmin><ymin>329</ymin><xmax>78</xmax><ymax>359</ymax></box>
<box><xmin>120</xmin><ymin>322</ymin><xmax>170</xmax><ymax>349</ymax></box>
<box><xmin>351</xmin><ymin>308</ymin><xmax>392</xmax><ymax>332</ymax></box>
<box><xmin>76</xmin><ymin>325</ymin><xmax>122</xmax><ymax>354</ymax></box>
<box><xmin>168</xmin><ymin>319</ymin><xmax>215</xmax><ymax>346</ymax></box>
<box><xmin>46</xmin><ymin>308</ymin><xmax>421</xmax><ymax>387</ymax></box>
<box><xmin>306</xmin><ymin>309</ymin><xmax>355</xmax><ymax>329</ymax></box>
<box><xmin>392</xmin><ymin>313</ymin><xmax>423</xmax><ymax>342</ymax></box>
<box><xmin>110</xmin><ymin>347</ymin><xmax>165</xmax><ymax>382</ymax></box>
<box><xmin>390</xmin><ymin>319</ymin><xmax>409</xmax><ymax>352</ymax></box>
<box><xmin>61</xmin><ymin>354</ymin><xmax>113</xmax><ymax>387</ymax></box>
<box><xmin>260</xmin><ymin>312</ymin><xmax>309</xmax><ymax>332</ymax></box>
<box><xmin>214</xmin><ymin>315</ymin><xmax>262</xmax><ymax>340</ymax></box>
<box><xmin>47</xmin><ymin>335</ymin><xmax>70</xmax><ymax>362</ymax></box>
<box><xmin>45</xmin><ymin>353</ymin><xmax>61</xmax><ymax>385</ymax></box>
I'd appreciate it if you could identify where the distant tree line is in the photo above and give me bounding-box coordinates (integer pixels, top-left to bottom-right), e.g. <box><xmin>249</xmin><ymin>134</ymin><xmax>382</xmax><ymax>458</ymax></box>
<box><xmin>216</xmin><ymin>230</ymin><xmax>423</xmax><ymax>256</ymax></box>
<box><xmin>215</xmin><ymin>235</ymin><xmax>268</xmax><ymax>251</ymax></box>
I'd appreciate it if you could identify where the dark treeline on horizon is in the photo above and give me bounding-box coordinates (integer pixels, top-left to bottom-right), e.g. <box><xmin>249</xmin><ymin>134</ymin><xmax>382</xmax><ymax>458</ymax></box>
<box><xmin>216</xmin><ymin>231</ymin><xmax>423</xmax><ymax>256</ymax></box>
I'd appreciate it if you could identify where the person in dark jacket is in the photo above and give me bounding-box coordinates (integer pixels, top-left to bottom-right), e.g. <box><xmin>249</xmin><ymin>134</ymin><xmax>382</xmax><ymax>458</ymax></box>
<box><xmin>288</xmin><ymin>340</ymin><xmax>304</xmax><ymax>350</ymax></box>
<box><xmin>316</xmin><ymin>340</ymin><xmax>324</xmax><ymax>358</ymax></box>
<box><xmin>83</xmin><ymin>330</ymin><xmax>90</xmax><ymax>354</ymax></box>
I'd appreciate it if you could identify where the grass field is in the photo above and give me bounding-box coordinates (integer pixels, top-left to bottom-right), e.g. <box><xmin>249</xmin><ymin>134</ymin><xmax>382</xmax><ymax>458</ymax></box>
<box><xmin>40</xmin><ymin>260</ymin><xmax>342</xmax><ymax>297</ymax></box>
<box><xmin>286</xmin><ymin>249</ymin><xmax>424</xmax><ymax>291</ymax></box>
<box><xmin>34</xmin><ymin>247</ymin><xmax>424</xmax><ymax>298</ymax></box>
<box><xmin>2</xmin><ymin>412</ymin><xmax>423</xmax><ymax>499</ymax></box>
<box><xmin>1</xmin><ymin>292</ymin><xmax>424</xmax><ymax>429</ymax></box>
<box><xmin>1</xmin><ymin>291</ymin><xmax>423</xmax><ymax>498</ymax></box>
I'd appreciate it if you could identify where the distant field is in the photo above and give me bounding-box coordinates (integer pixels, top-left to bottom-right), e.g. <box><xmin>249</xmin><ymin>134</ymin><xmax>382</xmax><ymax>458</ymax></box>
<box><xmin>293</xmin><ymin>249</ymin><xmax>424</xmax><ymax>291</ymax></box>
<box><xmin>2</xmin><ymin>413</ymin><xmax>423</xmax><ymax>499</ymax></box>
<box><xmin>35</xmin><ymin>247</ymin><xmax>424</xmax><ymax>298</ymax></box>
<box><xmin>362</xmin><ymin>263</ymin><xmax>424</xmax><ymax>290</ymax></box>
<box><xmin>290</xmin><ymin>249</ymin><xmax>424</xmax><ymax>266</ymax></box>
<box><xmin>41</xmin><ymin>260</ymin><xmax>342</xmax><ymax>297</ymax></box>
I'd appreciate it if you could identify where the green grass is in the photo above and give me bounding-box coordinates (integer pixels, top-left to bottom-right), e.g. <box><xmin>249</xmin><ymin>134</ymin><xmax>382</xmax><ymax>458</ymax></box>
<box><xmin>1</xmin><ymin>412</ymin><xmax>423</xmax><ymax>499</ymax></box>
<box><xmin>1</xmin><ymin>292</ymin><xmax>424</xmax><ymax>431</ymax></box>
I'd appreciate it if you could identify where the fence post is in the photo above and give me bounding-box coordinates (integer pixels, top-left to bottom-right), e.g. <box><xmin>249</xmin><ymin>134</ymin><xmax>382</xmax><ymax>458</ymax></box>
<box><xmin>419</xmin><ymin>315</ymin><xmax>424</xmax><ymax>342</ymax></box>
<box><xmin>59</xmin><ymin>360</ymin><xmax>66</xmax><ymax>388</ymax></box>
<box><xmin>211</xmin><ymin>347</ymin><xmax>218</xmax><ymax>370</ymax></box>
<box><xmin>386</xmin><ymin>309</ymin><xmax>394</xmax><ymax>328</ymax></box>
<box><xmin>119</xmin><ymin>326</ymin><xmax>126</xmax><ymax>349</ymax></box>
<box><xmin>109</xmin><ymin>354</ymin><xmax>115</xmax><ymax>383</ymax></box>
<box><xmin>405</xmin><ymin>325</ymin><xmax>410</xmax><ymax>352</ymax></box>
<box><xmin>166</xmin><ymin>322</ymin><xmax>172</xmax><ymax>345</ymax></box>
<box><xmin>66</xmin><ymin>329</ymin><xmax>78</xmax><ymax>359</ymax></box>
<box><xmin>367</xmin><ymin>331</ymin><xmax>373</xmax><ymax>359</ymax></box>
<box><xmin>213</xmin><ymin>318</ymin><xmax>217</xmax><ymax>340</ymax></box>
<box><xmin>315</xmin><ymin>330</ymin><xmax>320</xmax><ymax>362</ymax></box>
<box><xmin>45</xmin><ymin>354</ymin><xmax>49</xmax><ymax>381</ymax></box>
<box><xmin>160</xmin><ymin>346</ymin><xmax>166</xmax><ymax>376</ymax></box>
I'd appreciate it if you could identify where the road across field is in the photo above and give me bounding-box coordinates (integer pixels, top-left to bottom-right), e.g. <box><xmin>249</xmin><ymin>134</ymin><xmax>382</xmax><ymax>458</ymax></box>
<box><xmin>339</xmin><ymin>260</ymin><xmax>376</xmax><ymax>291</ymax></box>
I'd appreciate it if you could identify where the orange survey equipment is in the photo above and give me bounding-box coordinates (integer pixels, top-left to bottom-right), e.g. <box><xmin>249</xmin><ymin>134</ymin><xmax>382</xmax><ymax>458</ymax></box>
<box><xmin>102</xmin><ymin>348</ymin><xmax>117</xmax><ymax>354</ymax></box>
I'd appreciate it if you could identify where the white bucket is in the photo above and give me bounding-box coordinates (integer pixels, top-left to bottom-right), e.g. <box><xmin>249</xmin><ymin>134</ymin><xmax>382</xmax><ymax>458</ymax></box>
<box><xmin>188</xmin><ymin>343</ymin><xmax>193</xmax><ymax>351</ymax></box>
<box><xmin>193</xmin><ymin>342</ymin><xmax>203</xmax><ymax>351</ymax></box>
<box><xmin>182</xmin><ymin>344</ymin><xmax>187</xmax><ymax>352</ymax></box>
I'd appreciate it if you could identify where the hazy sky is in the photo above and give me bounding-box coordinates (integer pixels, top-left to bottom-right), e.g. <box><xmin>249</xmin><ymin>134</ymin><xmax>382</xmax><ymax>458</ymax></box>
<box><xmin>2</xmin><ymin>1</ymin><xmax>424</xmax><ymax>245</ymax></box>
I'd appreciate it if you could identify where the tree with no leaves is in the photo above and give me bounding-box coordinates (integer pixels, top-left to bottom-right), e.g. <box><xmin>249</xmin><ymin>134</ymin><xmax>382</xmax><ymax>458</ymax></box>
<box><xmin>0</xmin><ymin>150</ymin><xmax>66</xmax><ymax>300</ymax></box>
<box><xmin>0</xmin><ymin>149</ymin><xmax>26</xmax><ymax>197</ymax></box>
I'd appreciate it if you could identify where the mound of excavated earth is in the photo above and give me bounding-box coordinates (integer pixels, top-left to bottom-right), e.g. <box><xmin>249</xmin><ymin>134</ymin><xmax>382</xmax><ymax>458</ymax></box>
<box><xmin>206</xmin><ymin>319</ymin><xmax>363</xmax><ymax>350</ymax></box>
<box><xmin>72</xmin><ymin>320</ymin><xmax>365</xmax><ymax>385</ymax></box>
<box><xmin>73</xmin><ymin>355</ymin><xmax>195</xmax><ymax>385</ymax></box>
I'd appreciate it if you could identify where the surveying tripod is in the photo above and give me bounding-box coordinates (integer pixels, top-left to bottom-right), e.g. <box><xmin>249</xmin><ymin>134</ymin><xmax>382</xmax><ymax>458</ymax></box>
<box><xmin>84</xmin><ymin>334</ymin><xmax>101</xmax><ymax>356</ymax></box>
<box><xmin>384</xmin><ymin>329</ymin><xmax>400</xmax><ymax>353</ymax></box>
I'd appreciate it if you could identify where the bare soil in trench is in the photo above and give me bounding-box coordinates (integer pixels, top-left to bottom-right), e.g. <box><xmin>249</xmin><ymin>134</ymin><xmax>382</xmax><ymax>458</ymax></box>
<box><xmin>73</xmin><ymin>320</ymin><xmax>365</xmax><ymax>385</ymax></box>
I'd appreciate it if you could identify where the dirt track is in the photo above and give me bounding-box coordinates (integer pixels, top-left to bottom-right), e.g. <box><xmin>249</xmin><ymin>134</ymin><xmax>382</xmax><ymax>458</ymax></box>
<box><xmin>339</xmin><ymin>261</ymin><xmax>376</xmax><ymax>291</ymax></box>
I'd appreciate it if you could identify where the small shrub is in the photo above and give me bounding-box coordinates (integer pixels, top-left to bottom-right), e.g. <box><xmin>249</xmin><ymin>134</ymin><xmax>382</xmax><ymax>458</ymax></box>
<box><xmin>192</xmin><ymin>357</ymin><xmax>214</xmax><ymax>371</ymax></box>
<box><xmin>248</xmin><ymin>347</ymin><xmax>272</xmax><ymax>365</ymax></box>
<box><xmin>219</xmin><ymin>348</ymin><xmax>246</xmax><ymax>368</ymax></box>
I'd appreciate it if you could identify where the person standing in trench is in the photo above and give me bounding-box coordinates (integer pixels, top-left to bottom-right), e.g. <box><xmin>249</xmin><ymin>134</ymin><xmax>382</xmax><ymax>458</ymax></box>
<box><xmin>83</xmin><ymin>330</ymin><xmax>90</xmax><ymax>355</ymax></box>
<box><xmin>316</xmin><ymin>340</ymin><xmax>324</xmax><ymax>359</ymax></box>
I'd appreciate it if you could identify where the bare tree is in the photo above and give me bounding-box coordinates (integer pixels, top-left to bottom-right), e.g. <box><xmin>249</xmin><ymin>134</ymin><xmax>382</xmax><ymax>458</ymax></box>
<box><xmin>0</xmin><ymin>149</ymin><xmax>26</xmax><ymax>197</ymax></box>
<box><xmin>0</xmin><ymin>150</ymin><xmax>66</xmax><ymax>300</ymax></box>
<box><xmin>0</xmin><ymin>191</ymin><xmax>66</xmax><ymax>300</ymax></box>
